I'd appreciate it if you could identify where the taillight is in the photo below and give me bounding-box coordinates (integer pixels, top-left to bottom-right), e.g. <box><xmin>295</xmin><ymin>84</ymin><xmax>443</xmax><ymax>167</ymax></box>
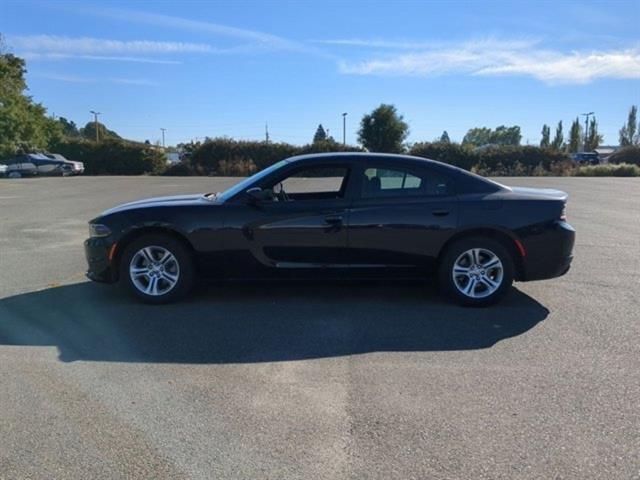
<box><xmin>560</xmin><ymin>204</ymin><xmax>567</xmax><ymax>221</ymax></box>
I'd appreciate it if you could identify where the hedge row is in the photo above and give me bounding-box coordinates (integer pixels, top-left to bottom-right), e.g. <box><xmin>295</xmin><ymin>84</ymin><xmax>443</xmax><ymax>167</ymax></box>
<box><xmin>166</xmin><ymin>138</ymin><xmax>363</xmax><ymax>176</ymax></box>
<box><xmin>608</xmin><ymin>146</ymin><xmax>640</xmax><ymax>166</ymax></box>
<box><xmin>176</xmin><ymin>139</ymin><xmax>576</xmax><ymax>177</ymax></box>
<box><xmin>575</xmin><ymin>163</ymin><xmax>640</xmax><ymax>177</ymax></box>
<box><xmin>409</xmin><ymin>143</ymin><xmax>573</xmax><ymax>176</ymax></box>
<box><xmin>46</xmin><ymin>138</ymin><xmax>640</xmax><ymax>177</ymax></box>
<box><xmin>52</xmin><ymin>138</ymin><xmax>167</xmax><ymax>175</ymax></box>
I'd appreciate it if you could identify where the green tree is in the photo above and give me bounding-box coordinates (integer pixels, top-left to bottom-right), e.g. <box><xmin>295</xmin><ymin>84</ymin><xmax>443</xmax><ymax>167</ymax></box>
<box><xmin>540</xmin><ymin>124</ymin><xmax>551</xmax><ymax>148</ymax></box>
<box><xmin>57</xmin><ymin>117</ymin><xmax>80</xmax><ymax>137</ymax></box>
<box><xmin>462</xmin><ymin>127</ymin><xmax>492</xmax><ymax>147</ymax></box>
<box><xmin>585</xmin><ymin>117</ymin><xmax>603</xmax><ymax>151</ymax></box>
<box><xmin>491</xmin><ymin>125</ymin><xmax>521</xmax><ymax>145</ymax></box>
<box><xmin>357</xmin><ymin>104</ymin><xmax>409</xmax><ymax>153</ymax></box>
<box><xmin>80</xmin><ymin>121</ymin><xmax>121</xmax><ymax>142</ymax></box>
<box><xmin>0</xmin><ymin>37</ymin><xmax>62</xmax><ymax>158</ymax></box>
<box><xmin>551</xmin><ymin>121</ymin><xmax>564</xmax><ymax>150</ymax></box>
<box><xmin>462</xmin><ymin>125</ymin><xmax>521</xmax><ymax>147</ymax></box>
<box><xmin>312</xmin><ymin>124</ymin><xmax>327</xmax><ymax>143</ymax></box>
<box><xmin>619</xmin><ymin>105</ymin><xmax>638</xmax><ymax>146</ymax></box>
<box><xmin>568</xmin><ymin>117</ymin><xmax>582</xmax><ymax>153</ymax></box>
<box><xmin>439</xmin><ymin>130</ymin><xmax>450</xmax><ymax>143</ymax></box>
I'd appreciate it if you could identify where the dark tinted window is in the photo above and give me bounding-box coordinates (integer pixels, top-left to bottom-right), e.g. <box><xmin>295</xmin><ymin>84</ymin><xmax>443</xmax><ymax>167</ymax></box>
<box><xmin>361</xmin><ymin>166</ymin><xmax>451</xmax><ymax>198</ymax></box>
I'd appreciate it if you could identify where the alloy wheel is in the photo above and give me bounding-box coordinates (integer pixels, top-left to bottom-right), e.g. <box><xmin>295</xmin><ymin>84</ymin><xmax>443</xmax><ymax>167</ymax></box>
<box><xmin>129</xmin><ymin>245</ymin><xmax>180</xmax><ymax>296</ymax></box>
<box><xmin>452</xmin><ymin>248</ymin><xmax>504</xmax><ymax>299</ymax></box>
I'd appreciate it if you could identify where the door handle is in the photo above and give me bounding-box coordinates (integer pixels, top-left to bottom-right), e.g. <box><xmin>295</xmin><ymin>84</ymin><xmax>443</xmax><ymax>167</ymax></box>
<box><xmin>324</xmin><ymin>214</ymin><xmax>343</xmax><ymax>224</ymax></box>
<box><xmin>432</xmin><ymin>209</ymin><xmax>450</xmax><ymax>217</ymax></box>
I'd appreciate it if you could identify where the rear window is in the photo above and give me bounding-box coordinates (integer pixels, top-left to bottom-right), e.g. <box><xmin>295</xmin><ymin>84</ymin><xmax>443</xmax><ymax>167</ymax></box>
<box><xmin>361</xmin><ymin>167</ymin><xmax>451</xmax><ymax>198</ymax></box>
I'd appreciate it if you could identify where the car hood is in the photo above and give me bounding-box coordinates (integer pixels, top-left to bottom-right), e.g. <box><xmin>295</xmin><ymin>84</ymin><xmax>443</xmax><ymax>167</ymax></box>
<box><xmin>100</xmin><ymin>193</ymin><xmax>215</xmax><ymax>216</ymax></box>
<box><xmin>507</xmin><ymin>186</ymin><xmax>568</xmax><ymax>201</ymax></box>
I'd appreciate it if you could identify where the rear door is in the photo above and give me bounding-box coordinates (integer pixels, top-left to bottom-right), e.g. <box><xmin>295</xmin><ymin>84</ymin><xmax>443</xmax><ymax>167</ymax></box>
<box><xmin>347</xmin><ymin>162</ymin><xmax>458</xmax><ymax>269</ymax></box>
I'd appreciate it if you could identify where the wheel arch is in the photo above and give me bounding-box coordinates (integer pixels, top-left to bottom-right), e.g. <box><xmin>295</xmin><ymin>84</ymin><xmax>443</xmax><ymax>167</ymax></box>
<box><xmin>111</xmin><ymin>226</ymin><xmax>196</xmax><ymax>281</ymax></box>
<box><xmin>438</xmin><ymin>227</ymin><xmax>525</xmax><ymax>280</ymax></box>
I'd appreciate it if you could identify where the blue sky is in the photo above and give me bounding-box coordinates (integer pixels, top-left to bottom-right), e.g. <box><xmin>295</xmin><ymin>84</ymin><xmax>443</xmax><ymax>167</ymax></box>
<box><xmin>2</xmin><ymin>0</ymin><xmax>639</xmax><ymax>146</ymax></box>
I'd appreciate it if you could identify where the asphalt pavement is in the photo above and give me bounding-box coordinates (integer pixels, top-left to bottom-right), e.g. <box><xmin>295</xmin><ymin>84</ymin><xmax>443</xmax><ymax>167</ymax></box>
<box><xmin>0</xmin><ymin>176</ymin><xmax>638</xmax><ymax>479</ymax></box>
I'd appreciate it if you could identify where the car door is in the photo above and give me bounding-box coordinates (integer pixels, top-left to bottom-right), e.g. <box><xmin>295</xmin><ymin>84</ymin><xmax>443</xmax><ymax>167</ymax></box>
<box><xmin>347</xmin><ymin>162</ymin><xmax>458</xmax><ymax>269</ymax></box>
<box><xmin>238</xmin><ymin>162</ymin><xmax>354</xmax><ymax>268</ymax></box>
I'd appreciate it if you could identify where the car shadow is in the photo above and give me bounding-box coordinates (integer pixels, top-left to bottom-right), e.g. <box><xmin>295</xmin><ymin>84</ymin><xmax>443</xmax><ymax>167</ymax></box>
<box><xmin>0</xmin><ymin>281</ymin><xmax>549</xmax><ymax>363</ymax></box>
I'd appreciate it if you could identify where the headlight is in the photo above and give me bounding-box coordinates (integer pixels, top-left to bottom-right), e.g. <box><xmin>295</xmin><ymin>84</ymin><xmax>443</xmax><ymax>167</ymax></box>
<box><xmin>89</xmin><ymin>223</ymin><xmax>112</xmax><ymax>238</ymax></box>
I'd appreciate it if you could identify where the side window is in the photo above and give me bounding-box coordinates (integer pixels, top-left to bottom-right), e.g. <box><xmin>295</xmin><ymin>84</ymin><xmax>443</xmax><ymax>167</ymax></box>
<box><xmin>272</xmin><ymin>166</ymin><xmax>350</xmax><ymax>200</ymax></box>
<box><xmin>361</xmin><ymin>167</ymin><xmax>452</xmax><ymax>198</ymax></box>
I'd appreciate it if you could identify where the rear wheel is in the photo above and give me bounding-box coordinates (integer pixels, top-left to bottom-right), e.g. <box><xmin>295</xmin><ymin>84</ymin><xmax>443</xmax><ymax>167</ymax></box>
<box><xmin>8</xmin><ymin>171</ymin><xmax>22</xmax><ymax>179</ymax></box>
<box><xmin>438</xmin><ymin>237</ymin><xmax>514</xmax><ymax>307</ymax></box>
<box><xmin>120</xmin><ymin>234</ymin><xmax>195</xmax><ymax>304</ymax></box>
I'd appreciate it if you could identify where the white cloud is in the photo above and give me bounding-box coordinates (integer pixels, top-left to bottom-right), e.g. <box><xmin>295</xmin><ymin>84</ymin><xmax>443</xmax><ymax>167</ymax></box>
<box><xmin>21</xmin><ymin>52</ymin><xmax>182</xmax><ymax>65</ymax></box>
<box><xmin>9</xmin><ymin>35</ymin><xmax>216</xmax><ymax>55</ymax></box>
<box><xmin>337</xmin><ymin>39</ymin><xmax>640</xmax><ymax>84</ymax></box>
<box><xmin>34</xmin><ymin>72</ymin><xmax>158</xmax><ymax>86</ymax></box>
<box><xmin>317</xmin><ymin>38</ymin><xmax>538</xmax><ymax>50</ymax></box>
<box><xmin>36</xmin><ymin>73</ymin><xmax>92</xmax><ymax>83</ymax></box>
<box><xmin>66</xmin><ymin>6</ymin><xmax>325</xmax><ymax>56</ymax></box>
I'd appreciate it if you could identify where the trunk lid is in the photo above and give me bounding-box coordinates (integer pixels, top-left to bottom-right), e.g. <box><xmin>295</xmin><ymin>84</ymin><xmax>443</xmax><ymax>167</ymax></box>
<box><xmin>507</xmin><ymin>186</ymin><xmax>568</xmax><ymax>202</ymax></box>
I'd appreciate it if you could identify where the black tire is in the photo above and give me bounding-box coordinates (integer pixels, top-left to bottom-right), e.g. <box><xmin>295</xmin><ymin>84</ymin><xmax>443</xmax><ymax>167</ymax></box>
<box><xmin>119</xmin><ymin>234</ymin><xmax>195</xmax><ymax>304</ymax></box>
<box><xmin>438</xmin><ymin>236</ymin><xmax>514</xmax><ymax>307</ymax></box>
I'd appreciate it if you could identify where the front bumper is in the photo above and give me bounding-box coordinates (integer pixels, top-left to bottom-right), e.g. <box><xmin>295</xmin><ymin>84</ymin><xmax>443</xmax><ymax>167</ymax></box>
<box><xmin>84</xmin><ymin>237</ymin><xmax>117</xmax><ymax>283</ymax></box>
<box><xmin>520</xmin><ymin>221</ymin><xmax>575</xmax><ymax>281</ymax></box>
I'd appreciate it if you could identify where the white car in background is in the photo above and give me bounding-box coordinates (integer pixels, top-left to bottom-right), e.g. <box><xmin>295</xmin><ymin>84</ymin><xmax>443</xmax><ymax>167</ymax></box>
<box><xmin>45</xmin><ymin>153</ymin><xmax>85</xmax><ymax>175</ymax></box>
<box><xmin>0</xmin><ymin>164</ymin><xmax>7</xmax><ymax>177</ymax></box>
<box><xmin>2</xmin><ymin>153</ymin><xmax>84</xmax><ymax>178</ymax></box>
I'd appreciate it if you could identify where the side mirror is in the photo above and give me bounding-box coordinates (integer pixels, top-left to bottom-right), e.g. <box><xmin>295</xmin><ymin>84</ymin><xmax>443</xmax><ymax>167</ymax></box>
<box><xmin>245</xmin><ymin>187</ymin><xmax>272</xmax><ymax>202</ymax></box>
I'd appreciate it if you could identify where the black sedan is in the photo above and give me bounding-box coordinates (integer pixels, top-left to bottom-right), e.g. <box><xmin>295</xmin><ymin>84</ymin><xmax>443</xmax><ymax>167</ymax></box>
<box><xmin>85</xmin><ymin>153</ymin><xmax>575</xmax><ymax>306</ymax></box>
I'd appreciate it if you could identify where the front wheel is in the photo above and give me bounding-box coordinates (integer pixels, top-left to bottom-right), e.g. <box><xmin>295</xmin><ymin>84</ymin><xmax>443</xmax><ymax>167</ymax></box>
<box><xmin>120</xmin><ymin>234</ymin><xmax>195</xmax><ymax>304</ymax></box>
<box><xmin>438</xmin><ymin>237</ymin><xmax>514</xmax><ymax>307</ymax></box>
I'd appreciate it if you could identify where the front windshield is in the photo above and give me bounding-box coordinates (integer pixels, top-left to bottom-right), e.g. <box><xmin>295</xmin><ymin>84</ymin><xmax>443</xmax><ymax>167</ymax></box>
<box><xmin>216</xmin><ymin>159</ymin><xmax>289</xmax><ymax>202</ymax></box>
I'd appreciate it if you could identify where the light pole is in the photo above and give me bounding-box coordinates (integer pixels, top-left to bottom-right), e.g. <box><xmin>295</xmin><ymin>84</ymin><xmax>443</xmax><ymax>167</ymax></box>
<box><xmin>160</xmin><ymin>128</ymin><xmax>166</xmax><ymax>148</ymax></box>
<box><xmin>90</xmin><ymin>110</ymin><xmax>101</xmax><ymax>142</ymax></box>
<box><xmin>342</xmin><ymin>112</ymin><xmax>347</xmax><ymax>146</ymax></box>
<box><xmin>581</xmin><ymin>112</ymin><xmax>594</xmax><ymax>151</ymax></box>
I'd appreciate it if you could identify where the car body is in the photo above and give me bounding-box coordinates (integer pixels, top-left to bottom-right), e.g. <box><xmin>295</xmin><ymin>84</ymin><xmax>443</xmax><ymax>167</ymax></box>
<box><xmin>85</xmin><ymin>153</ymin><xmax>575</xmax><ymax>306</ymax></box>
<box><xmin>0</xmin><ymin>164</ymin><xmax>7</xmax><ymax>177</ymax></box>
<box><xmin>45</xmin><ymin>153</ymin><xmax>85</xmax><ymax>175</ymax></box>
<box><xmin>2</xmin><ymin>153</ymin><xmax>84</xmax><ymax>178</ymax></box>
<box><xmin>3</xmin><ymin>154</ymin><xmax>39</xmax><ymax>178</ymax></box>
<box><xmin>572</xmin><ymin>152</ymin><xmax>600</xmax><ymax>165</ymax></box>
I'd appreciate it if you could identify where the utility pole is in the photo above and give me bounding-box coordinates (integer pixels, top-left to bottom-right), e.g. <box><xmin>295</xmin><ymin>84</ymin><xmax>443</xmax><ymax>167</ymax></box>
<box><xmin>342</xmin><ymin>112</ymin><xmax>348</xmax><ymax>146</ymax></box>
<box><xmin>90</xmin><ymin>110</ymin><xmax>101</xmax><ymax>142</ymax></box>
<box><xmin>581</xmin><ymin>112</ymin><xmax>594</xmax><ymax>151</ymax></box>
<box><xmin>160</xmin><ymin>128</ymin><xmax>166</xmax><ymax>148</ymax></box>
<box><xmin>265</xmin><ymin>122</ymin><xmax>270</xmax><ymax>144</ymax></box>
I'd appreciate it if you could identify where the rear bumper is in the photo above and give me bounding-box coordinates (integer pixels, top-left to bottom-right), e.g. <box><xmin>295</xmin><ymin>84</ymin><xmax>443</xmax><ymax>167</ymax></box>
<box><xmin>520</xmin><ymin>221</ymin><xmax>575</xmax><ymax>281</ymax></box>
<box><xmin>84</xmin><ymin>237</ymin><xmax>117</xmax><ymax>283</ymax></box>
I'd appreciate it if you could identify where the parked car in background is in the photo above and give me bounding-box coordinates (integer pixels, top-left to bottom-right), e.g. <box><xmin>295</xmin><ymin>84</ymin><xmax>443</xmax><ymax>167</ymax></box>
<box><xmin>572</xmin><ymin>152</ymin><xmax>600</xmax><ymax>165</ymax></box>
<box><xmin>1</xmin><ymin>153</ymin><xmax>84</xmax><ymax>178</ymax></box>
<box><xmin>45</xmin><ymin>153</ymin><xmax>84</xmax><ymax>175</ymax></box>
<box><xmin>85</xmin><ymin>152</ymin><xmax>575</xmax><ymax>307</ymax></box>
<box><xmin>0</xmin><ymin>164</ymin><xmax>7</xmax><ymax>177</ymax></box>
<box><xmin>3</xmin><ymin>154</ymin><xmax>39</xmax><ymax>178</ymax></box>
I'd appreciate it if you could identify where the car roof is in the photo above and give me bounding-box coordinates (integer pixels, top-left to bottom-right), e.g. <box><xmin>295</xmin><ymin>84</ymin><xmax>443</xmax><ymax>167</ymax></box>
<box><xmin>286</xmin><ymin>152</ymin><xmax>440</xmax><ymax>165</ymax></box>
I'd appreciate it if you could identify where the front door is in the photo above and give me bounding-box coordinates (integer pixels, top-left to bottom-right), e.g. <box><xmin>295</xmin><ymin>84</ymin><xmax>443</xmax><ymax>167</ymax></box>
<box><xmin>244</xmin><ymin>164</ymin><xmax>353</xmax><ymax>267</ymax></box>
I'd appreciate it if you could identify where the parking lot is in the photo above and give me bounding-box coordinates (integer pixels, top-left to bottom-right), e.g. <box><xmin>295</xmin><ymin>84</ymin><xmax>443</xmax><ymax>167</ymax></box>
<box><xmin>0</xmin><ymin>176</ymin><xmax>639</xmax><ymax>479</ymax></box>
